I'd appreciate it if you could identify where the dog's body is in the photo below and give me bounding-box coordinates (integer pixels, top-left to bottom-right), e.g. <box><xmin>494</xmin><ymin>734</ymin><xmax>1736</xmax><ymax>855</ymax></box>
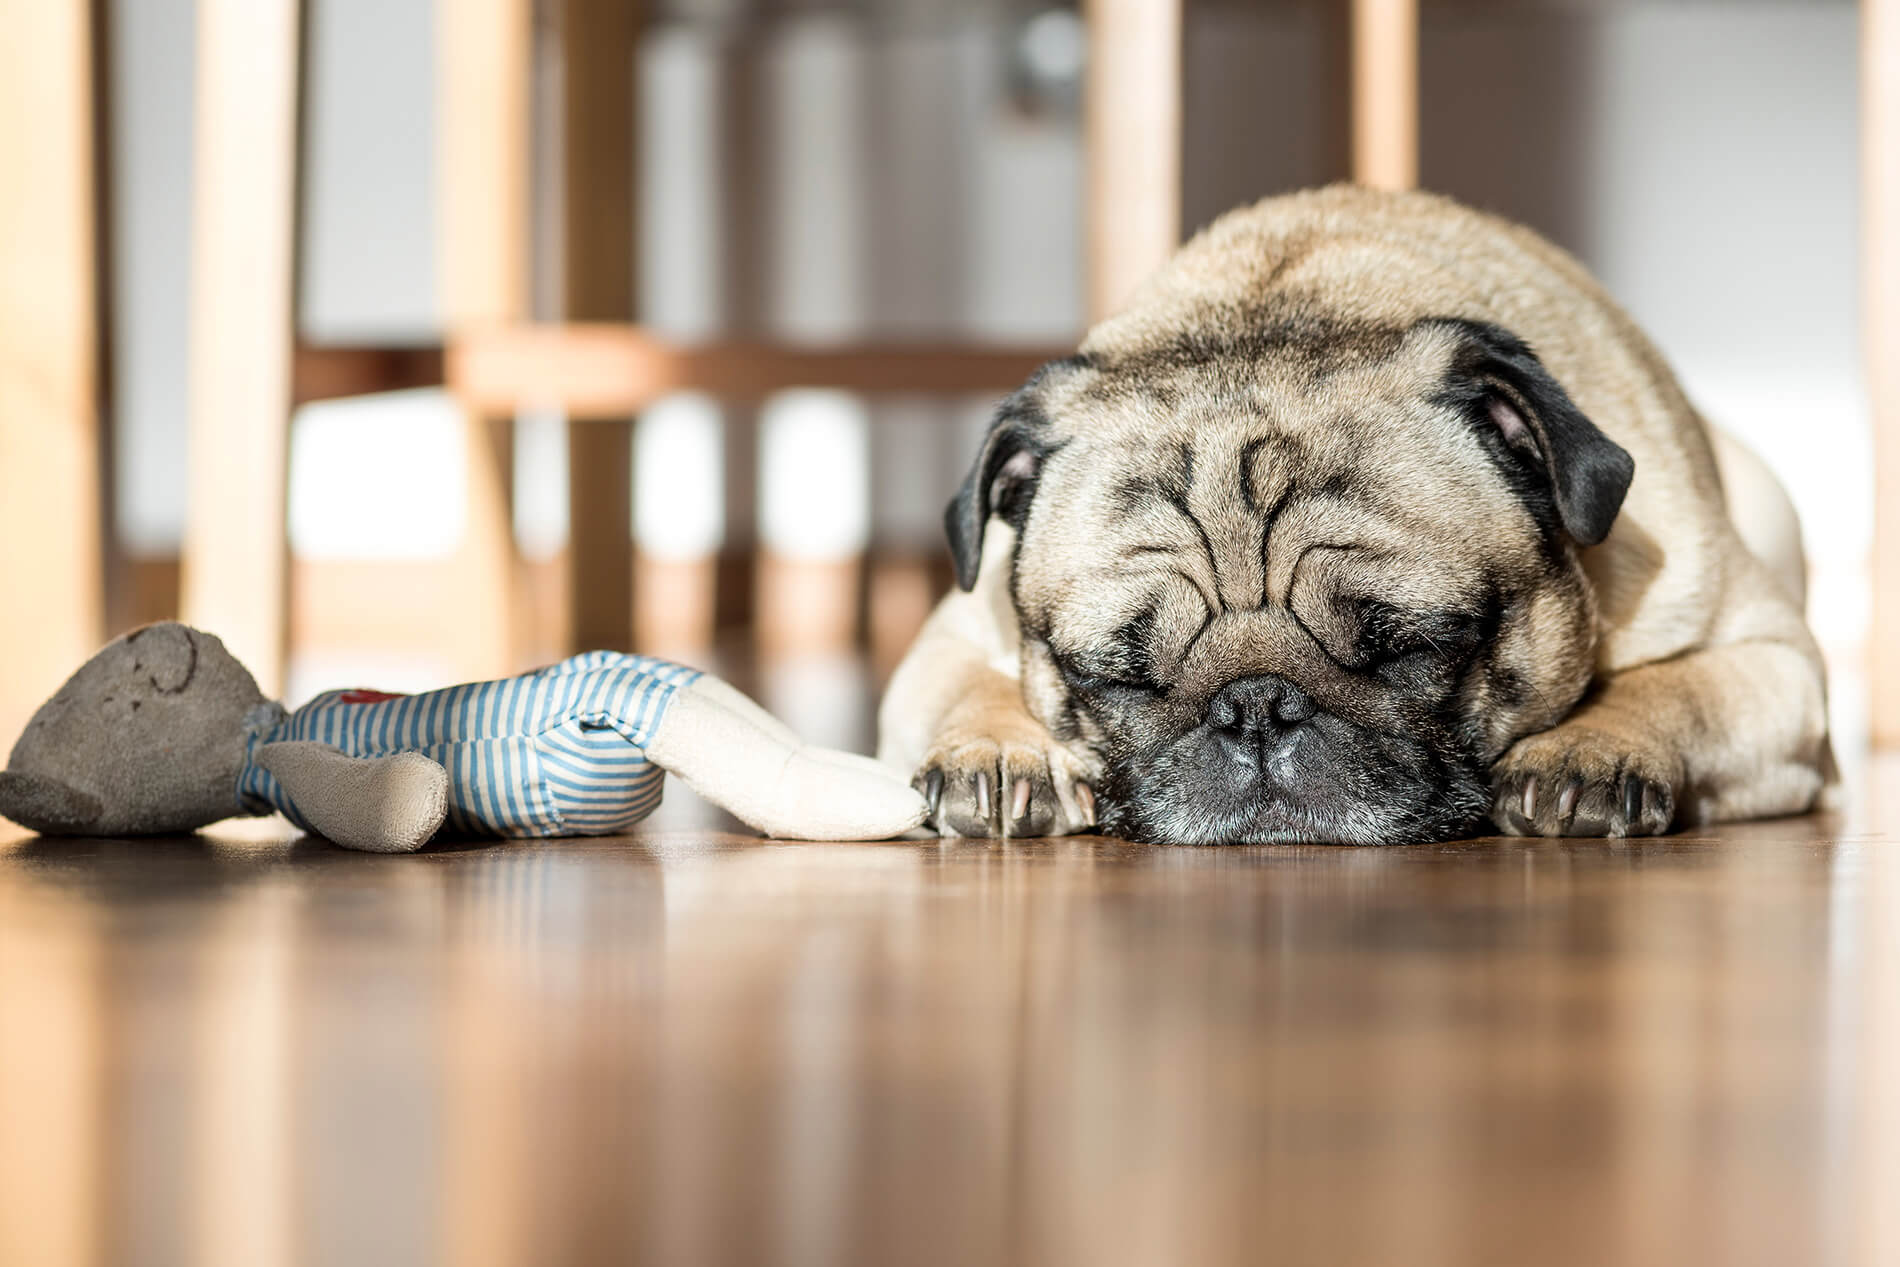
<box><xmin>879</xmin><ymin>186</ymin><xmax>1830</xmax><ymax>843</ymax></box>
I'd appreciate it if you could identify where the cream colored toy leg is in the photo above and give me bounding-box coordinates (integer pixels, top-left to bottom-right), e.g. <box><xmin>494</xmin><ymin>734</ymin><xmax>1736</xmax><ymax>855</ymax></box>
<box><xmin>250</xmin><ymin>741</ymin><xmax>450</xmax><ymax>853</ymax></box>
<box><xmin>646</xmin><ymin>680</ymin><xmax>928</xmax><ymax>841</ymax></box>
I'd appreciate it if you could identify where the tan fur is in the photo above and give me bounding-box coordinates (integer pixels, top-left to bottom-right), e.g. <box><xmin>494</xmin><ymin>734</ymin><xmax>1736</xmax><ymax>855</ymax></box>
<box><xmin>879</xmin><ymin>186</ymin><xmax>1829</xmax><ymax>841</ymax></box>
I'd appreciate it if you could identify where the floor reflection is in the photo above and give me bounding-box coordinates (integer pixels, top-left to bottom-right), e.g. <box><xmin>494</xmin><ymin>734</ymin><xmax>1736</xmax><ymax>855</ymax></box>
<box><xmin>0</xmin><ymin>805</ymin><xmax>1894</xmax><ymax>1266</ymax></box>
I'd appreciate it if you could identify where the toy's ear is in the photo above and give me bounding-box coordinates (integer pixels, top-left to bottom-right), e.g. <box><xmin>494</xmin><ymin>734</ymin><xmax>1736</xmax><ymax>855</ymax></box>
<box><xmin>126</xmin><ymin>621</ymin><xmax>201</xmax><ymax>693</ymax></box>
<box><xmin>0</xmin><ymin>771</ymin><xmax>103</xmax><ymax>835</ymax></box>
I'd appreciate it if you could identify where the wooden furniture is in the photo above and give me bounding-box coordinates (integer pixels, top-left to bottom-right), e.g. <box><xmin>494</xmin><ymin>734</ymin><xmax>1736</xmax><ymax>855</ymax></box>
<box><xmin>181</xmin><ymin>0</ymin><xmax>1073</xmax><ymax>694</ymax></box>
<box><xmin>0</xmin><ymin>0</ymin><xmax>105</xmax><ymax>751</ymax></box>
<box><xmin>1352</xmin><ymin>0</ymin><xmax>1418</xmax><ymax>192</ymax></box>
<box><xmin>1084</xmin><ymin>0</ymin><xmax>1182</xmax><ymax>321</ymax></box>
<box><xmin>432</xmin><ymin>0</ymin><xmax>532</xmax><ymax>684</ymax></box>
<box><xmin>560</xmin><ymin>0</ymin><xmax>638</xmax><ymax>655</ymax></box>
<box><xmin>181</xmin><ymin>0</ymin><xmax>301</xmax><ymax>694</ymax></box>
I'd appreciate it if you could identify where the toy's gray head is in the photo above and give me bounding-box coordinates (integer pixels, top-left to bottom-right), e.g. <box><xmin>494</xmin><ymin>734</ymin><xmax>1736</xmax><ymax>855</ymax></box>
<box><xmin>0</xmin><ymin>623</ymin><xmax>278</xmax><ymax>836</ymax></box>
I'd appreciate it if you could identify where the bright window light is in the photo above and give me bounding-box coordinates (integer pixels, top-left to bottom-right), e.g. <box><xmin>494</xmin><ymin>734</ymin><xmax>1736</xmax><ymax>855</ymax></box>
<box><xmin>635</xmin><ymin>393</ymin><xmax>726</xmax><ymax>560</ymax></box>
<box><xmin>288</xmin><ymin>389</ymin><xmax>464</xmax><ymax>560</ymax></box>
<box><xmin>513</xmin><ymin>407</ymin><xmax>570</xmax><ymax>561</ymax></box>
<box><xmin>759</xmin><ymin>390</ymin><xmax>870</xmax><ymax>560</ymax></box>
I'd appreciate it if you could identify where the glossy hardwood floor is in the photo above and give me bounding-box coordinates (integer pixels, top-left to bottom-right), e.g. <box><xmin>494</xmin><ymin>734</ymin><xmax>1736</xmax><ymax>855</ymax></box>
<box><xmin>2</xmin><ymin>755</ymin><xmax>1896</xmax><ymax>1267</ymax></box>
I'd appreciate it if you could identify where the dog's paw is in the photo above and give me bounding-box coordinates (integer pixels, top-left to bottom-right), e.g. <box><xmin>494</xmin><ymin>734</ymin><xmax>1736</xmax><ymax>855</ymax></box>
<box><xmin>1490</xmin><ymin>725</ymin><xmax>1684</xmax><ymax>838</ymax></box>
<box><xmin>913</xmin><ymin>730</ymin><xmax>1098</xmax><ymax>839</ymax></box>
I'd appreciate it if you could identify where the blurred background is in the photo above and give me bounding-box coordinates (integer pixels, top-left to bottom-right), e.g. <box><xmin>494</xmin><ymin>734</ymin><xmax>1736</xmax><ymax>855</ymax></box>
<box><xmin>3</xmin><ymin>8</ymin><xmax>1899</xmax><ymax>1266</ymax></box>
<box><xmin>0</xmin><ymin>0</ymin><xmax>1885</xmax><ymax>801</ymax></box>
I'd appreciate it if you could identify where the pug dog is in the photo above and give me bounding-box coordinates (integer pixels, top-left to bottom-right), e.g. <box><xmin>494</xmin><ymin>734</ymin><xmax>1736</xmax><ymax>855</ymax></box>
<box><xmin>878</xmin><ymin>185</ymin><xmax>1832</xmax><ymax>844</ymax></box>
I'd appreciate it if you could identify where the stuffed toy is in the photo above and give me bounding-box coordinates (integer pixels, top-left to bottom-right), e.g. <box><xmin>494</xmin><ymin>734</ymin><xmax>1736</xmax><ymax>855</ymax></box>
<box><xmin>0</xmin><ymin>623</ymin><xmax>926</xmax><ymax>851</ymax></box>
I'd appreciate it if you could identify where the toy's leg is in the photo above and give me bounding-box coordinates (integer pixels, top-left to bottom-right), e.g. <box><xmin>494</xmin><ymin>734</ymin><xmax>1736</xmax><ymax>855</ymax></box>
<box><xmin>646</xmin><ymin>680</ymin><xmax>927</xmax><ymax>841</ymax></box>
<box><xmin>251</xmin><ymin>741</ymin><xmax>448</xmax><ymax>852</ymax></box>
<box><xmin>685</xmin><ymin>675</ymin><xmax>801</xmax><ymax>747</ymax></box>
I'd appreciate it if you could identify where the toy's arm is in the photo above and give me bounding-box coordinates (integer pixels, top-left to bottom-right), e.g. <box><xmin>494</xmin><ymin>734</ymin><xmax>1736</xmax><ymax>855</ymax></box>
<box><xmin>251</xmin><ymin>741</ymin><xmax>449</xmax><ymax>853</ymax></box>
<box><xmin>645</xmin><ymin>678</ymin><xmax>928</xmax><ymax>841</ymax></box>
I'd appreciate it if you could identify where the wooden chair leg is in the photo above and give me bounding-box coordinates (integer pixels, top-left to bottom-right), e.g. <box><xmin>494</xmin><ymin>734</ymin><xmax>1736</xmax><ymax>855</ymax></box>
<box><xmin>439</xmin><ymin>0</ymin><xmax>532</xmax><ymax>680</ymax></box>
<box><xmin>563</xmin><ymin>0</ymin><xmax>639</xmax><ymax>655</ymax></box>
<box><xmin>1351</xmin><ymin>0</ymin><xmax>1419</xmax><ymax>192</ymax></box>
<box><xmin>181</xmin><ymin>0</ymin><xmax>302</xmax><ymax>694</ymax></box>
<box><xmin>1083</xmin><ymin>0</ymin><xmax>1182</xmax><ymax>323</ymax></box>
<box><xmin>0</xmin><ymin>0</ymin><xmax>105</xmax><ymax>749</ymax></box>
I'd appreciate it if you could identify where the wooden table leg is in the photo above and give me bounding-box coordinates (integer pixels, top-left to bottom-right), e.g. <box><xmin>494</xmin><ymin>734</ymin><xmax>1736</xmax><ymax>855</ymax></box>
<box><xmin>180</xmin><ymin>0</ymin><xmax>301</xmax><ymax>694</ymax></box>
<box><xmin>562</xmin><ymin>0</ymin><xmax>640</xmax><ymax>655</ymax></box>
<box><xmin>0</xmin><ymin>0</ymin><xmax>105</xmax><ymax>749</ymax></box>
<box><xmin>1083</xmin><ymin>0</ymin><xmax>1182</xmax><ymax>323</ymax></box>
<box><xmin>1351</xmin><ymin>0</ymin><xmax>1419</xmax><ymax>192</ymax></box>
<box><xmin>439</xmin><ymin>0</ymin><xmax>531</xmax><ymax>680</ymax></box>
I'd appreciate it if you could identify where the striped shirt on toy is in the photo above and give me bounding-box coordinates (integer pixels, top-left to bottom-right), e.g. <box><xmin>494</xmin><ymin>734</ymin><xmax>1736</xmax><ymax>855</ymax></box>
<box><xmin>237</xmin><ymin>652</ymin><xmax>703</xmax><ymax>839</ymax></box>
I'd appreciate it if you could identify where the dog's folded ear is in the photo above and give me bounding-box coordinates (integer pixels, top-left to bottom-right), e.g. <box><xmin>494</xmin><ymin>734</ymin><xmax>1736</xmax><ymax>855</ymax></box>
<box><xmin>1428</xmin><ymin>318</ymin><xmax>1635</xmax><ymax>547</ymax></box>
<box><xmin>0</xmin><ymin>771</ymin><xmax>103</xmax><ymax>835</ymax></box>
<box><xmin>945</xmin><ymin>360</ymin><xmax>1079</xmax><ymax>591</ymax></box>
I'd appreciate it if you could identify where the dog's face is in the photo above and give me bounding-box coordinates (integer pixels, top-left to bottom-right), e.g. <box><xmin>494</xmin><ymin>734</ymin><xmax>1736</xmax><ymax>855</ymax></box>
<box><xmin>944</xmin><ymin>313</ymin><xmax>1634</xmax><ymax>845</ymax></box>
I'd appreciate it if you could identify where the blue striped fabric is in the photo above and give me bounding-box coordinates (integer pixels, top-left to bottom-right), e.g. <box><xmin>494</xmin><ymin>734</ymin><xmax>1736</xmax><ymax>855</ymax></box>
<box><xmin>236</xmin><ymin>651</ymin><xmax>702</xmax><ymax>840</ymax></box>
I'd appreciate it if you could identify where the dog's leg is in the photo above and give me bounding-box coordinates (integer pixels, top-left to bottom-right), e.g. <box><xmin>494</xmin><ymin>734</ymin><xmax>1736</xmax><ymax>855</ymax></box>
<box><xmin>1494</xmin><ymin>424</ymin><xmax>1826</xmax><ymax>837</ymax></box>
<box><xmin>878</xmin><ymin>530</ymin><xmax>1099</xmax><ymax>837</ymax></box>
<box><xmin>1490</xmin><ymin>620</ymin><xmax>1829</xmax><ymax>836</ymax></box>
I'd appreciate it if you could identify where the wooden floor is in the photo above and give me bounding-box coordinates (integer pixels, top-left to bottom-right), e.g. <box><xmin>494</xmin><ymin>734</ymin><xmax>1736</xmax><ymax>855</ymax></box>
<box><xmin>1</xmin><ymin>757</ymin><xmax>1897</xmax><ymax>1267</ymax></box>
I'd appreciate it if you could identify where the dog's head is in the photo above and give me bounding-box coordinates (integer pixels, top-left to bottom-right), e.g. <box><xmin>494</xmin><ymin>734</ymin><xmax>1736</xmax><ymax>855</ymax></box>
<box><xmin>946</xmin><ymin>312</ymin><xmax>1631</xmax><ymax>844</ymax></box>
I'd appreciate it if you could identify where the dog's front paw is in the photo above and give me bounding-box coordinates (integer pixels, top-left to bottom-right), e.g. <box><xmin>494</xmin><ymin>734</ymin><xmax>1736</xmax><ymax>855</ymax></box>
<box><xmin>914</xmin><ymin>729</ymin><xmax>1098</xmax><ymax>838</ymax></box>
<box><xmin>1490</xmin><ymin>725</ymin><xmax>1684</xmax><ymax>838</ymax></box>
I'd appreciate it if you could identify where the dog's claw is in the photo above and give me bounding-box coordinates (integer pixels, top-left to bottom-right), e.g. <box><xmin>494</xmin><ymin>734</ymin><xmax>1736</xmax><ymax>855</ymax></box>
<box><xmin>918</xmin><ymin>767</ymin><xmax>944</xmax><ymax>818</ymax></box>
<box><xmin>1621</xmin><ymin>774</ymin><xmax>1644</xmax><ymax>827</ymax></box>
<box><xmin>913</xmin><ymin>740</ymin><xmax>1095</xmax><ymax>838</ymax></box>
<box><xmin>1490</xmin><ymin>726</ymin><xmax>1680</xmax><ymax>838</ymax></box>
<box><xmin>1556</xmin><ymin>780</ymin><xmax>1580</xmax><ymax>822</ymax></box>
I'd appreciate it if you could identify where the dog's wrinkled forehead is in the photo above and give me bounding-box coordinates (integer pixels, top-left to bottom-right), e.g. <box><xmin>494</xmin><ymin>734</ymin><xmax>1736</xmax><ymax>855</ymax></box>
<box><xmin>1016</xmin><ymin>332</ymin><xmax>1533</xmax><ymax>635</ymax></box>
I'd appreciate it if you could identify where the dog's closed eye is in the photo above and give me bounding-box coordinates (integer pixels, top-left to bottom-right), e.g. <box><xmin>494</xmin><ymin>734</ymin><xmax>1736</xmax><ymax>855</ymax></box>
<box><xmin>1051</xmin><ymin>650</ymin><xmax>1165</xmax><ymax>697</ymax></box>
<box><xmin>1355</xmin><ymin>602</ymin><xmax>1484</xmax><ymax>668</ymax></box>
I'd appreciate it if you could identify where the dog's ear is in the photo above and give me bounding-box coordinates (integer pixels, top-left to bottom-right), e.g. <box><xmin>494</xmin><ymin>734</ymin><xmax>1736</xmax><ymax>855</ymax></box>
<box><xmin>0</xmin><ymin>771</ymin><xmax>103</xmax><ymax>835</ymax></box>
<box><xmin>945</xmin><ymin>360</ymin><xmax>1081</xmax><ymax>591</ymax></box>
<box><xmin>945</xmin><ymin>414</ymin><xmax>1044</xmax><ymax>591</ymax></box>
<box><xmin>1429</xmin><ymin>318</ymin><xmax>1635</xmax><ymax>547</ymax></box>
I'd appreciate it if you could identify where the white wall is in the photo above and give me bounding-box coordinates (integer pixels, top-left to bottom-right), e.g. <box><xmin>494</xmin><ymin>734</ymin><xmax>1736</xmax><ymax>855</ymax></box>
<box><xmin>299</xmin><ymin>0</ymin><xmax>440</xmax><ymax>342</ymax></box>
<box><xmin>108</xmin><ymin>0</ymin><xmax>194</xmax><ymax>555</ymax></box>
<box><xmin>1420</xmin><ymin>6</ymin><xmax>1866</xmax><ymax>649</ymax></box>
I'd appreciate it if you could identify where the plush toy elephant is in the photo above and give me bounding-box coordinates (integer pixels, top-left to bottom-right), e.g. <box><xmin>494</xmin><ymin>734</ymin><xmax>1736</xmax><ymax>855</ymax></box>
<box><xmin>0</xmin><ymin>623</ymin><xmax>926</xmax><ymax>851</ymax></box>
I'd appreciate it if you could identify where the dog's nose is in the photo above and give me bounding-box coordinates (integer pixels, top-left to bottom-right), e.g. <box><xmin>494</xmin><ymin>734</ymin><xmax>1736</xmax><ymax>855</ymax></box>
<box><xmin>1206</xmin><ymin>675</ymin><xmax>1315</xmax><ymax>752</ymax></box>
